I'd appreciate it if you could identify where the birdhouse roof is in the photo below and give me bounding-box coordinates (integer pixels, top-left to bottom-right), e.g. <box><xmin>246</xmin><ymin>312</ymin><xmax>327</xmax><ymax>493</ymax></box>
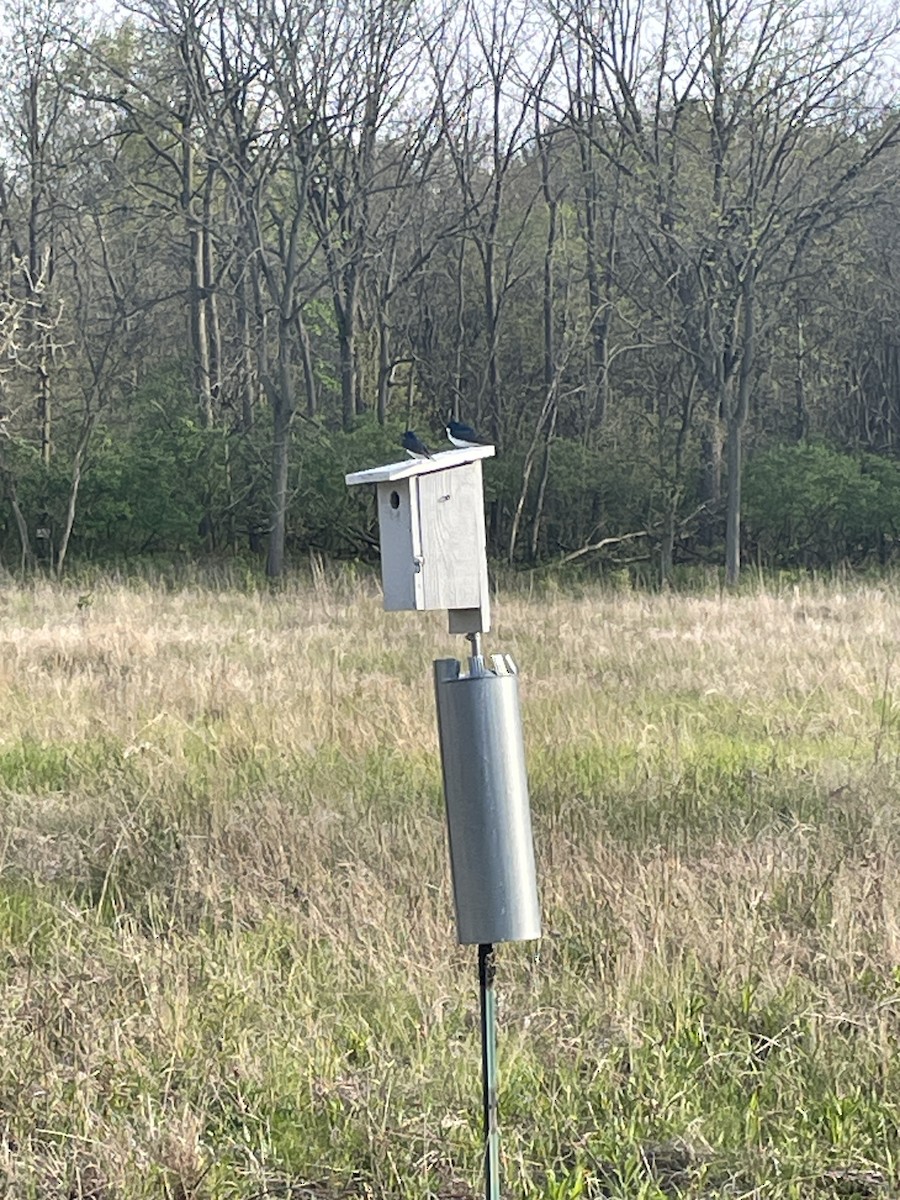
<box><xmin>345</xmin><ymin>443</ymin><xmax>495</xmax><ymax>486</ymax></box>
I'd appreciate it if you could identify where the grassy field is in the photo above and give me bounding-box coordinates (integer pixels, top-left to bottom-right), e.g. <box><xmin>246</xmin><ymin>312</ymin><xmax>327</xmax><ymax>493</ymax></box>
<box><xmin>2</xmin><ymin>570</ymin><xmax>900</xmax><ymax>1199</ymax></box>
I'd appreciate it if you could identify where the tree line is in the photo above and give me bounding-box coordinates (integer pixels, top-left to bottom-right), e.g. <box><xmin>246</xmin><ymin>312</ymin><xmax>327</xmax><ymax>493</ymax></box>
<box><xmin>0</xmin><ymin>0</ymin><xmax>899</xmax><ymax>582</ymax></box>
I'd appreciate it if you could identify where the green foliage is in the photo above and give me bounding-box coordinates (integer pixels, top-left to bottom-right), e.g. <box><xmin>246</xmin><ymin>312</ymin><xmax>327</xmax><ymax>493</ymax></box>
<box><xmin>290</xmin><ymin>415</ymin><xmax>406</xmax><ymax>557</ymax></box>
<box><xmin>1</xmin><ymin>399</ymin><xmax>459</xmax><ymax>568</ymax></box>
<box><xmin>744</xmin><ymin>444</ymin><xmax>900</xmax><ymax>568</ymax></box>
<box><xmin>500</xmin><ymin>436</ymin><xmax>662</xmax><ymax>563</ymax></box>
<box><xmin>12</xmin><ymin>373</ymin><xmax>900</xmax><ymax>576</ymax></box>
<box><xmin>0</xmin><ymin>367</ymin><xmax>218</xmax><ymax>564</ymax></box>
<box><xmin>77</xmin><ymin>369</ymin><xmax>215</xmax><ymax>556</ymax></box>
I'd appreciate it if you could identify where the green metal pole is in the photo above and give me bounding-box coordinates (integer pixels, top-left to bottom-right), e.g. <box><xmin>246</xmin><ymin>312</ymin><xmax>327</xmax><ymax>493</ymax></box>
<box><xmin>479</xmin><ymin>942</ymin><xmax>500</xmax><ymax>1200</ymax></box>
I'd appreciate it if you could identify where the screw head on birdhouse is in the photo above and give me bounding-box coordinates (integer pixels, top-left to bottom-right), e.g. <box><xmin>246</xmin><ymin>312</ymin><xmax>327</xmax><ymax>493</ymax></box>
<box><xmin>346</xmin><ymin>444</ymin><xmax>494</xmax><ymax>634</ymax></box>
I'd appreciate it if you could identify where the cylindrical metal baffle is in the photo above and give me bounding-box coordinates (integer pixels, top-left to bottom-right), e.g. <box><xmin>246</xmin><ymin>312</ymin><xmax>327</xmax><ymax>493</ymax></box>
<box><xmin>434</xmin><ymin>655</ymin><xmax>541</xmax><ymax>945</ymax></box>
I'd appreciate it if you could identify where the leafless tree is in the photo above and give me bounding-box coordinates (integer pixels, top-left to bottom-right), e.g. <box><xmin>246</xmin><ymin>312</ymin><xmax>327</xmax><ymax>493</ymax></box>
<box><xmin>428</xmin><ymin>0</ymin><xmax>555</xmax><ymax>443</ymax></box>
<box><xmin>553</xmin><ymin>0</ymin><xmax>900</xmax><ymax>582</ymax></box>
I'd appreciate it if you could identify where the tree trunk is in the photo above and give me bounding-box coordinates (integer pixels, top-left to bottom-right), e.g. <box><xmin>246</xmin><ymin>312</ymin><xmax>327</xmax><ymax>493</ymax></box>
<box><xmin>725</xmin><ymin>271</ymin><xmax>756</xmax><ymax>587</ymax></box>
<box><xmin>377</xmin><ymin>314</ymin><xmax>390</xmax><ymax>425</ymax></box>
<box><xmin>724</xmin><ymin>416</ymin><xmax>742</xmax><ymax>587</ymax></box>
<box><xmin>530</xmin><ymin>405</ymin><xmax>558</xmax><ymax>561</ymax></box>
<box><xmin>452</xmin><ymin>238</ymin><xmax>465</xmax><ymax>422</ymax></box>
<box><xmin>338</xmin><ymin>318</ymin><xmax>354</xmax><ymax>430</ymax></box>
<box><xmin>660</xmin><ymin>504</ymin><xmax>675</xmax><ymax>585</ymax></box>
<box><xmin>266</xmin><ymin>332</ymin><xmax>294</xmax><ymax>579</ymax></box>
<box><xmin>508</xmin><ymin>445</ymin><xmax>538</xmax><ymax>565</ymax></box>
<box><xmin>202</xmin><ymin>171</ymin><xmax>221</xmax><ymax>409</ymax></box>
<box><xmin>237</xmin><ymin>266</ymin><xmax>254</xmax><ymax>431</ymax></box>
<box><xmin>699</xmin><ymin>415</ymin><xmax>723</xmax><ymax>546</ymax></box>
<box><xmin>0</xmin><ymin>459</ymin><xmax>35</xmax><ymax>570</ymax></box>
<box><xmin>518</xmin><ymin>150</ymin><xmax>559</xmax><ymax>566</ymax></box>
<box><xmin>183</xmin><ymin>120</ymin><xmax>213</xmax><ymax>427</ymax></box>
<box><xmin>38</xmin><ymin>334</ymin><xmax>50</xmax><ymax>465</ymax></box>
<box><xmin>297</xmin><ymin>308</ymin><xmax>317</xmax><ymax>419</ymax></box>
<box><xmin>56</xmin><ymin>415</ymin><xmax>94</xmax><ymax>576</ymax></box>
<box><xmin>794</xmin><ymin>311</ymin><xmax>807</xmax><ymax>443</ymax></box>
<box><xmin>482</xmin><ymin>234</ymin><xmax>500</xmax><ymax>440</ymax></box>
<box><xmin>334</xmin><ymin>279</ymin><xmax>357</xmax><ymax>430</ymax></box>
<box><xmin>579</xmin><ymin>135</ymin><xmax>617</xmax><ymax>430</ymax></box>
<box><xmin>376</xmin><ymin>250</ymin><xmax>400</xmax><ymax>427</ymax></box>
<box><xmin>266</xmin><ymin>401</ymin><xmax>290</xmax><ymax>579</ymax></box>
<box><xmin>253</xmin><ymin>259</ymin><xmax>269</xmax><ymax>422</ymax></box>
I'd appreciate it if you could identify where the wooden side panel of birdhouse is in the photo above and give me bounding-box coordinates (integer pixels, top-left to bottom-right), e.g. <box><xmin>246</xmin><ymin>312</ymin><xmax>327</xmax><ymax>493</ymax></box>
<box><xmin>376</xmin><ymin>479</ymin><xmax>424</xmax><ymax>610</ymax></box>
<box><xmin>417</xmin><ymin>463</ymin><xmax>489</xmax><ymax>614</ymax></box>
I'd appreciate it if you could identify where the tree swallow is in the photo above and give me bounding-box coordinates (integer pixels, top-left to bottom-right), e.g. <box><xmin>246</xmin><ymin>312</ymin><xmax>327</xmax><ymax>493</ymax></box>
<box><xmin>402</xmin><ymin>429</ymin><xmax>434</xmax><ymax>459</ymax></box>
<box><xmin>446</xmin><ymin>418</ymin><xmax>492</xmax><ymax>448</ymax></box>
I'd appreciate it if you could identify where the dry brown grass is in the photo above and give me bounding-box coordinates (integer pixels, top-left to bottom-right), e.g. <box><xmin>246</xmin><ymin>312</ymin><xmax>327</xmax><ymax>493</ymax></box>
<box><xmin>2</xmin><ymin>572</ymin><xmax>900</xmax><ymax>1198</ymax></box>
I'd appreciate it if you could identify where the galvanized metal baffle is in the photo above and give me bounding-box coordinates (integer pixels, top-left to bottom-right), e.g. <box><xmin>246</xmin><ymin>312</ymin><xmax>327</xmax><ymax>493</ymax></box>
<box><xmin>434</xmin><ymin>635</ymin><xmax>541</xmax><ymax>1200</ymax></box>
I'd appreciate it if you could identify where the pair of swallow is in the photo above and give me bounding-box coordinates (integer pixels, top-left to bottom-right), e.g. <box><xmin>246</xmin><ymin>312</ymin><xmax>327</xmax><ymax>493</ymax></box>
<box><xmin>402</xmin><ymin>419</ymin><xmax>492</xmax><ymax>460</ymax></box>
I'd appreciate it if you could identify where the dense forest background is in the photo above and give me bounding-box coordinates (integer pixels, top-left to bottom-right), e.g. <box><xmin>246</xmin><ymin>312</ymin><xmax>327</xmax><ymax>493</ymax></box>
<box><xmin>0</xmin><ymin>0</ymin><xmax>899</xmax><ymax>581</ymax></box>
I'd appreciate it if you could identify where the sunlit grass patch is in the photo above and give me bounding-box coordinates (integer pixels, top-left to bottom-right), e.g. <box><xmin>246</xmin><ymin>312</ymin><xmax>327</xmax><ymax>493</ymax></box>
<box><xmin>0</xmin><ymin>734</ymin><xmax>127</xmax><ymax>793</ymax></box>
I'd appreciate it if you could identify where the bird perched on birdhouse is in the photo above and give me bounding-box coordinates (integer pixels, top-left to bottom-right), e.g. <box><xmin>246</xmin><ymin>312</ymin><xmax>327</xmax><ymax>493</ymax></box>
<box><xmin>446</xmin><ymin>418</ymin><xmax>492</xmax><ymax>449</ymax></box>
<box><xmin>402</xmin><ymin>429</ymin><xmax>434</xmax><ymax>459</ymax></box>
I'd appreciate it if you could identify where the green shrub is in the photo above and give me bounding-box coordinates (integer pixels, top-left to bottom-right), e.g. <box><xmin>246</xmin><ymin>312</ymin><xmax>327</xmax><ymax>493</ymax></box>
<box><xmin>743</xmin><ymin>443</ymin><xmax>900</xmax><ymax>567</ymax></box>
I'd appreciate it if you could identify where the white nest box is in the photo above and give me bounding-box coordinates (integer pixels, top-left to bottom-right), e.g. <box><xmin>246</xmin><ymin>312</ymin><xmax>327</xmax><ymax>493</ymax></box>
<box><xmin>346</xmin><ymin>445</ymin><xmax>494</xmax><ymax>634</ymax></box>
